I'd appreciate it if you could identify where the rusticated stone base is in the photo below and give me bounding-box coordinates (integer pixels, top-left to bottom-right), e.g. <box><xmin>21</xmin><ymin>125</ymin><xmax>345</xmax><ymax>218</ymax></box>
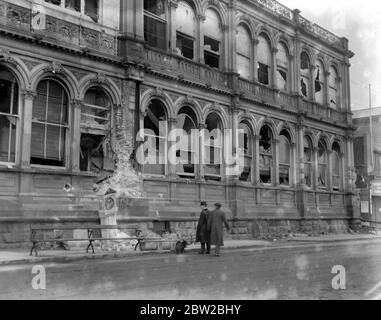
<box><xmin>0</xmin><ymin>217</ymin><xmax>354</xmax><ymax>249</ymax></box>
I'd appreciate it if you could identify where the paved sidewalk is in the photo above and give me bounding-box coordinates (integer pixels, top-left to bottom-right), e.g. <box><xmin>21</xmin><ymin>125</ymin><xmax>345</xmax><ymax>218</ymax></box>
<box><xmin>0</xmin><ymin>233</ymin><xmax>380</xmax><ymax>266</ymax></box>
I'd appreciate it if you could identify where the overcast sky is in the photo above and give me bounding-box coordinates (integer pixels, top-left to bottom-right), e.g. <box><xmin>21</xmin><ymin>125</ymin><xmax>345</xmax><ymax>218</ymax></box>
<box><xmin>280</xmin><ymin>0</ymin><xmax>381</xmax><ymax>111</ymax></box>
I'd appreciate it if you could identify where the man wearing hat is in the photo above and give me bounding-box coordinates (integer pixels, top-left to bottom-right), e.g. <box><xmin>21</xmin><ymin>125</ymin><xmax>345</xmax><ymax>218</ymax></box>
<box><xmin>207</xmin><ymin>203</ymin><xmax>230</xmax><ymax>256</ymax></box>
<box><xmin>196</xmin><ymin>201</ymin><xmax>211</xmax><ymax>254</ymax></box>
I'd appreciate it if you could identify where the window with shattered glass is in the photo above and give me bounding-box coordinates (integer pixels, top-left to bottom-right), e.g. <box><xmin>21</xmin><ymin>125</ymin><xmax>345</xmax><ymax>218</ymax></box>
<box><xmin>176</xmin><ymin>106</ymin><xmax>198</xmax><ymax>178</ymax></box>
<box><xmin>303</xmin><ymin>136</ymin><xmax>313</xmax><ymax>188</ymax></box>
<box><xmin>0</xmin><ymin>66</ymin><xmax>18</xmax><ymax>164</ymax></box>
<box><xmin>300</xmin><ymin>52</ymin><xmax>310</xmax><ymax>98</ymax></box>
<box><xmin>175</xmin><ymin>1</ymin><xmax>196</xmax><ymax>60</ymax></box>
<box><xmin>314</xmin><ymin>60</ymin><xmax>325</xmax><ymax>105</ymax></box>
<box><xmin>276</xmin><ymin>43</ymin><xmax>288</xmax><ymax>91</ymax></box>
<box><xmin>204</xmin><ymin>9</ymin><xmax>222</xmax><ymax>69</ymax></box>
<box><xmin>279</xmin><ymin>131</ymin><xmax>291</xmax><ymax>186</ymax></box>
<box><xmin>236</xmin><ymin>25</ymin><xmax>251</xmax><ymax>80</ymax></box>
<box><xmin>257</xmin><ymin>35</ymin><xmax>271</xmax><ymax>85</ymax></box>
<box><xmin>204</xmin><ymin>113</ymin><xmax>222</xmax><ymax>181</ymax></box>
<box><xmin>238</xmin><ymin>122</ymin><xmax>252</xmax><ymax>182</ymax></box>
<box><xmin>144</xmin><ymin>0</ymin><xmax>167</xmax><ymax>50</ymax></box>
<box><xmin>259</xmin><ymin>126</ymin><xmax>273</xmax><ymax>184</ymax></box>
<box><xmin>329</xmin><ymin>66</ymin><xmax>339</xmax><ymax>109</ymax></box>
<box><xmin>80</xmin><ymin>87</ymin><xmax>114</xmax><ymax>178</ymax></box>
<box><xmin>317</xmin><ymin>140</ymin><xmax>328</xmax><ymax>188</ymax></box>
<box><xmin>143</xmin><ymin>99</ymin><xmax>167</xmax><ymax>175</ymax></box>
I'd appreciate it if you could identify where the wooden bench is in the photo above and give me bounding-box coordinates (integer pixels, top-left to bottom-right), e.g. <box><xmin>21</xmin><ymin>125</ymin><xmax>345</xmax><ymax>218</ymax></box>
<box><xmin>29</xmin><ymin>225</ymin><xmax>167</xmax><ymax>256</ymax></box>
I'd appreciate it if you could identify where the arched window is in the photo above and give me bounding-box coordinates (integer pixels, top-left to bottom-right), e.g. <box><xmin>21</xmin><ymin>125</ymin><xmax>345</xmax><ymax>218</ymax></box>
<box><xmin>332</xmin><ymin>142</ymin><xmax>342</xmax><ymax>191</ymax></box>
<box><xmin>204</xmin><ymin>9</ymin><xmax>222</xmax><ymax>69</ymax></box>
<box><xmin>175</xmin><ymin>1</ymin><xmax>196</xmax><ymax>60</ymax></box>
<box><xmin>238</xmin><ymin>122</ymin><xmax>252</xmax><ymax>182</ymax></box>
<box><xmin>143</xmin><ymin>99</ymin><xmax>167</xmax><ymax>175</ymax></box>
<box><xmin>259</xmin><ymin>126</ymin><xmax>273</xmax><ymax>184</ymax></box>
<box><xmin>176</xmin><ymin>106</ymin><xmax>198</xmax><ymax>178</ymax></box>
<box><xmin>300</xmin><ymin>52</ymin><xmax>310</xmax><ymax>98</ymax></box>
<box><xmin>276</xmin><ymin>42</ymin><xmax>289</xmax><ymax>91</ymax></box>
<box><xmin>236</xmin><ymin>25</ymin><xmax>251</xmax><ymax>80</ymax></box>
<box><xmin>80</xmin><ymin>87</ymin><xmax>114</xmax><ymax>175</ymax></box>
<box><xmin>303</xmin><ymin>136</ymin><xmax>313</xmax><ymax>188</ymax></box>
<box><xmin>279</xmin><ymin>130</ymin><xmax>292</xmax><ymax>186</ymax></box>
<box><xmin>0</xmin><ymin>66</ymin><xmax>18</xmax><ymax>164</ymax></box>
<box><xmin>257</xmin><ymin>34</ymin><xmax>271</xmax><ymax>85</ymax></box>
<box><xmin>204</xmin><ymin>112</ymin><xmax>222</xmax><ymax>181</ymax></box>
<box><xmin>317</xmin><ymin>140</ymin><xmax>328</xmax><ymax>188</ymax></box>
<box><xmin>144</xmin><ymin>0</ymin><xmax>167</xmax><ymax>50</ymax></box>
<box><xmin>315</xmin><ymin>60</ymin><xmax>325</xmax><ymax>104</ymax></box>
<box><xmin>329</xmin><ymin>66</ymin><xmax>339</xmax><ymax>109</ymax></box>
<box><xmin>31</xmin><ymin>79</ymin><xmax>68</xmax><ymax>167</ymax></box>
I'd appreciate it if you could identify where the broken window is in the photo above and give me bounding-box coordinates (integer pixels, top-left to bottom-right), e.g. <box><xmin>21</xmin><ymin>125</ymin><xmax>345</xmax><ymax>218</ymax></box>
<box><xmin>175</xmin><ymin>1</ymin><xmax>196</xmax><ymax>60</ymax></box>
<box><xmin>238</xmin><ymin>122</ymin><xmax>252</xmax><ymax>182</ymax></box>
<box><xmin>236</xmin><ymin>25</ymin><xmax>251</xmax><ymax>79</ymax></box>
<box><xmin>80</xmin><ymin>87</ymin><xmax>114</xmax><ymax>178</ymax></box>
<box><xmin>45</xmin><ymin>0</ymin><xmax>99</xmax><ymax>22</ymax></box>
<box><xmin>317</xmin><ymin>140</ymin><xmax>328</xmax><ymax>188</ymax></box>
<box><xmin>257</xmin><ymin>35</ymin><xmax>271</xmax><ymax>86</ymax></box>
<box><xmin>204</xmin><ymin>9</ymin><xmax>222</xmax><ymax>69</ymax></box>
<box><xmin>0</xmin><ymin>66</ymin><xmax>18</xmax><ymax>164</ymax></box>
<box><xmin>300</xmin><ymin>52</ymin><xmax>310</xmax><ymax>98</ymax></box>
<box><xmin>204</xmin><ymin>112</ymin><xmax>222</xmax><ymax>181</ymax></box>
<box><xmin>143</xmin><ymin>99</ymin><xmax>167</xmax><ymax>175</ymax></box>
<box><xmin>144</xmin><ymin>0</ymin><xmax>167</xmax><ymax>50</ymax></box>
<box><xmin>31</xmin><ymin>79</ymin><xmax>68</xmax><ymax>167</ymax></box>
<box><xmin>332</xmin><ymin>142</ymin><xmax>341</xmax><ymax>190</ymax></box>
<box><xmin>259</xmin><ymin>126</ymin><xmax>273</xmax><ymax>184</ymax></box>
<box><xmin>279</xmin><ymin>131</ymin><xmax>291</xmax><ymax>186</ymax></box>
<box><xmin>314</xmin><ymin>60</ymin><xmax>325</xmax><ymax>104</ymax></box>
<box><xmin>176</xmin><ymin>106</ymin><xmax>197</xmax><ymax>178</ymax></box>
<box><xmin>303</xmin><ymin>136</ymin><xmax>313</xmax><ymax>188</ymax></box>
<box><xmin>329</xmin><ymin>66</ymin><xmax>339</xmax><ymax>109</ymax></box>
<box><xmin>276</xmin><ymin>43</ymin><xmax>288</xmax><ymax>91</ymax></box>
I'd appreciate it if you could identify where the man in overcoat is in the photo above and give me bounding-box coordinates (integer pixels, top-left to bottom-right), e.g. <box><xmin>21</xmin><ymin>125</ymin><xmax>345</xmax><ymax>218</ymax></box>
<box><xmin>207</xmin><ymin>203</ymin><xmax>230</xmax><ymax>256</ymax></box>
<box><xmin>196</xmin><ymin>201</ymin><xmax>210</xmax><ymax>254</ymax></box>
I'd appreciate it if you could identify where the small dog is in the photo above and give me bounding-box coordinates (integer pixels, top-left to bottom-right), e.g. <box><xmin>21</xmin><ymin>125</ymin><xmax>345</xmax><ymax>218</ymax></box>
<box><xmin>175</xmin><ymin>240</ymin><xmax>187</xmax><ymax>254</ymax></box>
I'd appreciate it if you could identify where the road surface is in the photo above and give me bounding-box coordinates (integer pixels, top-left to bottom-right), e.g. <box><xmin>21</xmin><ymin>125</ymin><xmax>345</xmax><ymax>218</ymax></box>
<box><xmin>1</xmin><ymin>240</ymin><xmax>381</xmax><ymax>300</ymax></box>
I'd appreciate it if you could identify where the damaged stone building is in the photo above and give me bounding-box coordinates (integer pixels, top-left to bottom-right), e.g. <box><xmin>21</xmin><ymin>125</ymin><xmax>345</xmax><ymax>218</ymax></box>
<box><xmin>0</xmin><ymin>0</ymin><xmax>359</xmax><ymax>246</ymax></box>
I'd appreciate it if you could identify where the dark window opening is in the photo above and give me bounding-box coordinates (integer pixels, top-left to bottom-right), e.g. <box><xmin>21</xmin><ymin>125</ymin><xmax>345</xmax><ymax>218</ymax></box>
<box><xmin>204</xmin><ymin>36</ymin><xmax>220</xmax><ymax>69</ymax></box>
<box><xmin>65</xmin><ymin>0</ymin><xmax>80</xmax><ymax>12</ymax></box>
<box><xmin>258</xmin><ymin>63</ymin><xmax>269</xmax><ymax>85</ymax></box>
<box><xmin>300</xmin><ymin>79</ymin><xmax>308</xmax><ymax>97</ymax></box>
<box><xmin>84</xmin><ymin>0</ymin><xmax>99</xmax><ymax>23</ymax></box>
<box><xmin>176</xmin><ymin>32</ymin><xmax>194</xmax><ymax>60</ymax></box>
<box><xmin>144</xmin><ymin>0</ymin><xmax>165</xmax><ymax>16</ymax></box>
<box><xmin>144</xmin><ymin>15</ymin><xmax>167</xmax><ymax>50</ymax></box>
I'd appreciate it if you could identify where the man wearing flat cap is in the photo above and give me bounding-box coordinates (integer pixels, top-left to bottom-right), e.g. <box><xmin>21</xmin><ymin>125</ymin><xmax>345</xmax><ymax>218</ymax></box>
<box><xmin>207</xmin><ymin>203</ymin><xmax>230</xmax><ymax>256</ymax></box>
<box><xmin>196</xmin><ymin>201</ymin><xmax>211</xmax><ymax>254</ymax></box>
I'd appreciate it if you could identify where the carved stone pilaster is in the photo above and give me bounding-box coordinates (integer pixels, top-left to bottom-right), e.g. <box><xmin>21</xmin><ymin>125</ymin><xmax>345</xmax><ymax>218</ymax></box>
<box><xmin>22</xmin><ymin>90</ymin><xmax>37</xmax><ymax>101</ymax></box>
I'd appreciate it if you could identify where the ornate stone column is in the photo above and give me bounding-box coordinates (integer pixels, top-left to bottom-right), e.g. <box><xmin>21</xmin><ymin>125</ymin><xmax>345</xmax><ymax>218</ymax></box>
<box><xmin>20</xmin><ymin>90</ymin><xmax>36</xmax><ymax>169</ymax></box>
<box><xmin>271</xmin><ymin>47</ymin><xmax>278</xmax><ymax>90</ymax></box>
<box><xmin>197</xmin><ymin>14</ymin><xmax>206</xmax><ymax>64</ymax></box>
<box><xmin>168</xmin><ymin>0</ymin><xmax>178</xmax><ymax>54</ymax></box>
<box><xmin>71</xmin><ymin>99</ymin><xmax>83</xmax><ymax>173</ymax></box>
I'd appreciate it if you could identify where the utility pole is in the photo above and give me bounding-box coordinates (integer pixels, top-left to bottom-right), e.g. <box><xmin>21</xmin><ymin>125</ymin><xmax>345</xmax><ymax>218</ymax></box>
<box><xmin>369</xmin><ymin>84</ymin><xmax>374</xmax><ymax>221</ymax></box>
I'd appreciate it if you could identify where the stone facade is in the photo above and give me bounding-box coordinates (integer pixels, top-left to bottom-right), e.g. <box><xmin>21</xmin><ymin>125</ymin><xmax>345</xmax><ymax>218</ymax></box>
<box><xmin>0</xmin><ymin>0</ymin><xmax>360</xmax><ymax>247</ymax></box>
